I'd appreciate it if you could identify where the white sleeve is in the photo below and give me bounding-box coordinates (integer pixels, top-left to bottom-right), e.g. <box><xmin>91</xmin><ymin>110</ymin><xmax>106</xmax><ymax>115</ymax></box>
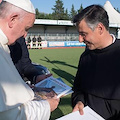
<box><xmin>24</xmin><ymin>100</ymin><xmax>50</xmax><ymax>120</ymax></box>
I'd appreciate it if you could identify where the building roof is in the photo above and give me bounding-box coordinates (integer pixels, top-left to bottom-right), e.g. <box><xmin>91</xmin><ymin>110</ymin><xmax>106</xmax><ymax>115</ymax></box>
<box><xmin>104</xmin><ymin>1</ymin><xmax>120</xmax><ymax>28</ymax></box>
<box><xmin>34</xmin><ymin>19</ymin><xmax>73</xmax><ymax>26</ymax></box>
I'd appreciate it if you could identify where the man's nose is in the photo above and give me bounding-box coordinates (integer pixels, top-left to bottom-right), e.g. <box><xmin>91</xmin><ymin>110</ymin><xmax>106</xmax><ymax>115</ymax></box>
<box><xmin>79</xmin><ymin>35</ymin><xmax>84</xmax><ymax>42</ymax></box>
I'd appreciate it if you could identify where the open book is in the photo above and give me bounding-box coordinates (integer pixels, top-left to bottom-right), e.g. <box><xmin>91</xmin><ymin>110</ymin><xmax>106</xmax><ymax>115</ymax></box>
<box><xmin>34</xmin><ymin>76</ymin><xmax>73</xmax><ymax>99</ymax></box>
<box><xmin>56</xmin><ymin>106</ymin><xmax>105</xmax><ymax>120</ymax></box>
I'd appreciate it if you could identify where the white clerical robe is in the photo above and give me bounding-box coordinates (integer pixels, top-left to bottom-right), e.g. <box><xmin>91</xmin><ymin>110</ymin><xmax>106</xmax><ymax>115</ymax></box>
<box><xmin>0</xmin><ymin>29</ymin><xmax>50</xmax><ymax>120</ymax></box>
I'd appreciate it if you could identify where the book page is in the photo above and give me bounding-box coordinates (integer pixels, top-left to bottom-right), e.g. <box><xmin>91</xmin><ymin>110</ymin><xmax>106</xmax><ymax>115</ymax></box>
<box><xmin>34</xmin><ymin>76</ymin><xmax>72</xmax><ymax>99</ymax></box>
<box><xmin>56</xmin><ymin>106</ymin><xmax>105</xmax><ymax>120</ymax></box>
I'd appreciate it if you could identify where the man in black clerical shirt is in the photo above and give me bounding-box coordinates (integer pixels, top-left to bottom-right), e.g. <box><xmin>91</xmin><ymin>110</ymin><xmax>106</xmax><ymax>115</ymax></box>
<box><xmin>72</xmin><ymin>5</ymin><xmax>120</xmax><ymax>120</ymax></box>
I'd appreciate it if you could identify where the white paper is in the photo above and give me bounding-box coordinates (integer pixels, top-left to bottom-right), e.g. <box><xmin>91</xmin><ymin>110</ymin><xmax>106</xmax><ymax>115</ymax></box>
<box><xmin>56</xmin><ymin>106</ymin><xmax>105</xmax><ymax>120</ymax></box>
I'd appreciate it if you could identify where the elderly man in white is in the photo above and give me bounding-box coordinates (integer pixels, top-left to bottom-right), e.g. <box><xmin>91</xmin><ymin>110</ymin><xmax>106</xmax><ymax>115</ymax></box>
<box><xmin>0</xmin><ymin>0</ymin><xmax>59</xmax><ymax>120</ymax></box>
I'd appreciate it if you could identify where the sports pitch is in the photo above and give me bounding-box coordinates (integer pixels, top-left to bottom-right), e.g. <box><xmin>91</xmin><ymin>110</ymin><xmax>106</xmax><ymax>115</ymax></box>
<box><xmin>29</xmin><ymin>47</ymin><xmax>85</xmax><ymax>120</ymax></box>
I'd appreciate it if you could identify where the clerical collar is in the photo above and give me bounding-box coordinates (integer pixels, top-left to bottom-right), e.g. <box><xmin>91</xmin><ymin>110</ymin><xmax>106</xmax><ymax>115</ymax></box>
<box><xmin>0</xmin><ymin>28</ymin><xmax>8</xmax><ymax>45</ymax></box>
<box><xmin>111</xmin><ymin>34</ymin><xmax>116</xmax><ymax>43</ymax></box>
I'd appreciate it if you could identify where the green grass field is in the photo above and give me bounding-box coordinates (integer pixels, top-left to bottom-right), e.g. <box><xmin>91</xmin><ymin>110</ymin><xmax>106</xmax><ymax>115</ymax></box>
<box><xmin>29</xmin><ymin>47</ymin><xmax>85</xmax><ymax>120</ymax></box>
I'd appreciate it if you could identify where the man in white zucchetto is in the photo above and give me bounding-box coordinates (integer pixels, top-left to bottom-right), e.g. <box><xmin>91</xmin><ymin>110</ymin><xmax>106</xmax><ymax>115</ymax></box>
<box><xmin>0</xmin><ymin>0</ymin><xmax>59</xmax><ymax>120</ymax></box>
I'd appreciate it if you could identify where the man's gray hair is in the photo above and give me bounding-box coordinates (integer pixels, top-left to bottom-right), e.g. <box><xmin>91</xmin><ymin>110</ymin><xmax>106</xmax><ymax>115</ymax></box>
<box><xmin>0</xmin><ymin>1</ymin><xmax>28</xmax><ymax>21</ymax></box>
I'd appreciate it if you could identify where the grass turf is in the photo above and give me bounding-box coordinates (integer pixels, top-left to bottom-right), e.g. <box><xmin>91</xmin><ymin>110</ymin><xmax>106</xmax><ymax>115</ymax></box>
<box><xmin>29</xmin><ymin>47</ymin><xmax>85</xmax><ymax>120</ymax></box>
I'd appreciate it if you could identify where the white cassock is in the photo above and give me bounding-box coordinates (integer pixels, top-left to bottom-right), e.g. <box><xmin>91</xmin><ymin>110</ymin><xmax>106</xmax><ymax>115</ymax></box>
<box><xmin>0</xmin><ymin>29</ymin><xmax>50</xmax><ymax>120</ymax></box>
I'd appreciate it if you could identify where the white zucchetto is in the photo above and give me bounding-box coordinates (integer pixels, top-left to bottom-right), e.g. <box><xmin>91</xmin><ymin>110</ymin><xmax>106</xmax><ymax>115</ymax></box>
<box><xmin>3</xmin><ymin>0</ymin><xmax>35</xmax><ymax>14</ymax></box>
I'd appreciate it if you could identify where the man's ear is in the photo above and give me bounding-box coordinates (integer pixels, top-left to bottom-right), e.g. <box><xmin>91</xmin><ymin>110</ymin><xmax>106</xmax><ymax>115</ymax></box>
<box><xmin>97</xmin><ymin>23</ymin><xmax>105</xmax><ymax>35</ymax></box>
<box><xmin>8</xmin><ymin>14</ymin><xmax>18</xmax><ymax>28</ymax></box>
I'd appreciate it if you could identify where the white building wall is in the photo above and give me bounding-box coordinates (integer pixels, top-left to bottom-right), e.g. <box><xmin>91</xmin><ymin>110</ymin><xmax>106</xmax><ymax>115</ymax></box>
<box><xmin>45</xmin><ymin>26</ymin><xmax>66</xmax><ymax>34</ymax></box>
<box><xmin>28</xmin><ymin>25</ymin><xmax>44</xmax><ymax>34</ymax></box>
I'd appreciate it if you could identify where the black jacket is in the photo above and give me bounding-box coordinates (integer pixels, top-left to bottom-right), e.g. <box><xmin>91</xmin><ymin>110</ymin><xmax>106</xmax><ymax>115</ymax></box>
<box><xmin>9</xmin><ymin>37</ymin><xmax>40</xmax><ymax>83</ymax></box>
<box><xmin>72</xmin><ymin>39</ymin><xmax>120</xmax><ymax>120</ymax></box>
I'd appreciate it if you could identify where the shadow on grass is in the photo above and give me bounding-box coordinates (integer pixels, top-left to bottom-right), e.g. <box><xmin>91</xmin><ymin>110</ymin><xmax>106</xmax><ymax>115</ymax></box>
<box><xmin>40</xmin><ymin>56</ymin><xmax>78</xmax><ymax>69</ymax></box>
<box><xmin>50</xmin><ymin>107</ymin><xmax>63</xmax><ymax>120</ymax></box>
<box><xmin>52</xmin><ymin>68</ymin><xmax>74</xmax><ymax>85</ymax></box>
<box><xmin>50</xmin><ymin>96</ymin><xmax>72</xmax><ymax>120</ymax></box>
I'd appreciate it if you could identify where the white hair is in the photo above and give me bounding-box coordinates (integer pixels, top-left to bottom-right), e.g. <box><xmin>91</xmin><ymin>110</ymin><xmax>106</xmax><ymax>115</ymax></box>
<box><xmin>86</xmin><ymin>21</ymin><xmax>99</xmax><ymax>31</ymax></box>
<box><xmin>0</xmin><ymin>1</ymin><xmax>28</xmax><ymax>21</ymax></box>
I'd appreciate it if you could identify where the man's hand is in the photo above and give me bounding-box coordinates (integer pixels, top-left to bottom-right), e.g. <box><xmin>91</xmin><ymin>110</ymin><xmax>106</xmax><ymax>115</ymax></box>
<box><xmin>72</xmin><ymin>101</ymin><xmax>84</xmax><ymax>115</ymax></box>
<box><xmin>35</xmin><ymin>74</ymin><xmax>52</xmax><ymax>83</ymax></box>
<box><xmin>47</xmin><ymin>96</ymin><xmax>60</xmax><ymax>112</ymax></box>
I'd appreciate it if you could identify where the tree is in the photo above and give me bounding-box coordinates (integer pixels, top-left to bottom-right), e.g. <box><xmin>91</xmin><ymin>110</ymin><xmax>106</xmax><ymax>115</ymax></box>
<box><xmin>116</xmin><ymin>8</ymin><xmax>120</xmax><ymax>13</ymax></box>
<box><xmin>35</xmin><ymin>8</ymin><xmax>40</xmax><ymax>19</ymax></box>
<box><xmin>64</xmin><ymin>9</ymin><xmax>70</xmax><ymax>20</ymax></box>
<box><xmin>69</xmin><ymin>4</ymin><xmax>77</xmax><ymax>20</ymax></box>
<box><xmin>35</xmin><ymin>8</ymin><xmax>53</xmax><ymax>19</ymax></box>
<box><xmin>52</xmin><ymin>0</ymin><xmax>65</xmax><ymax>20</ymax></box>
<box><xmin>78</xmin><ymin>4</ymin><xmax>83</xmax><ymax>13</ymax></box>
<box><xmin>35</xmin><ymin>1</ymin><xmax>84</xmax><ymax>20</ymax></box>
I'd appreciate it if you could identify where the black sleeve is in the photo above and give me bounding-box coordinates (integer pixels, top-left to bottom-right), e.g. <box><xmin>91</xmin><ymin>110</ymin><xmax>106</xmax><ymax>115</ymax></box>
<box><xmin>9</xmin><ymin>37</ymin><xmax>40</xmax><ymax>83</ymax></box>
<box><xmin>71</xmin><ymin>57</ymin><xmax>86</xmax><ymax>108</ymax></box>
<box><xmin>71</xmin><ymin>91</ymin><xmax>86</xmax><ymax>108</ymax></box>
<box><xmin>20</xmin><ymin>38</ymin><xmax>40</xmax><ymax>82</ymax></box>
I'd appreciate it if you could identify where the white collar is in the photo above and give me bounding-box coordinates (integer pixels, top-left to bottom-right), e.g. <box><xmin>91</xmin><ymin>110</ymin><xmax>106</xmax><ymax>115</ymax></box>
<box><xmin>0</xmin><ymin>29</ymin><xmax>8</xmax><ymax>45</ymax></box>
<box><xmin>0</xmin><ymin>29</ymin><xmax>9</xmax><ymax>53</ymax></box>
<box><xmin>110</xmin><ymin>34</ymin><xmax>116</xmax><ymax>43</ymax></box>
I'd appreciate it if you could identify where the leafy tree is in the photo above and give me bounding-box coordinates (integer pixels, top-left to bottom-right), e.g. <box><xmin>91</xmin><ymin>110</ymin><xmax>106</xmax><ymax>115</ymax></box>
<box><xmin>69</xmin><ymin>4</ymin><xmax>77</xmax><ymax>20</ymax></box>
<box><xmin>45</xmin><ymin>13</ymin><xmax>53</xmax><ymax>19</ymax></box>
<box><xmin>52</xmin><ymin>0</ymin><xmax>65</xmax><ymax>20</ymax></box>
<box><xmin>38</xmin><ymin>13</ymin><xmax>46</xmax><ymax>19</ymax></box>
